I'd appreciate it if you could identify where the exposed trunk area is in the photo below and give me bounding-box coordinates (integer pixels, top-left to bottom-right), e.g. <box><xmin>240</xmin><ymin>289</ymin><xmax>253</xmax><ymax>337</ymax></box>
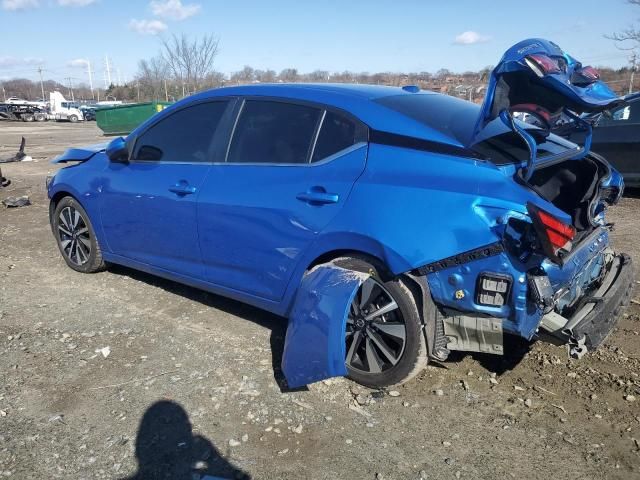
<box><xmin>526</xmin><ymin>154</ymin><xmax>610</xmax><ymax>238</ymax></box>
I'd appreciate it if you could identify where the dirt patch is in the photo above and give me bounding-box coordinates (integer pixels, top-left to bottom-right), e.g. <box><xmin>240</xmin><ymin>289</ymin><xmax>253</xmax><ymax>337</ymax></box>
<box><xmin>1</xmin><ymin>121</ymin><xmax>639</xmax><ymax>479</ymax></box>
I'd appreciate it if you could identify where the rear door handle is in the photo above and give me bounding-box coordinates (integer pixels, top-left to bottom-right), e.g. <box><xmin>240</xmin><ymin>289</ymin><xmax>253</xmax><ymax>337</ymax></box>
<box><xmin>296</xmin><ymin>189</ymin><xmax>339</xmax><ymax>205</ymax></box>
<box><xmin>169</xmin><ymin>182</ymin><xmax>197</xmax><ymax>196</ymax></box>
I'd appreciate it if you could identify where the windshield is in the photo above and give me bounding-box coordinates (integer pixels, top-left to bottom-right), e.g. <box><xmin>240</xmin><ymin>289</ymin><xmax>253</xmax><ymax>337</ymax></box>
<box><xmin>375</xmin><ymin>93</ymin><xmax>580</xmax><ymax>165</ymax></box>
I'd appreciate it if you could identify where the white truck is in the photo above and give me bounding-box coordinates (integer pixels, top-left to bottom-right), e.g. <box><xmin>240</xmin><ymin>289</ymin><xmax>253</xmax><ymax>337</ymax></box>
<box><xmin>49</xmin><ymin>91</ymin><xmax>84</xmax><ymax>122</ymax></box>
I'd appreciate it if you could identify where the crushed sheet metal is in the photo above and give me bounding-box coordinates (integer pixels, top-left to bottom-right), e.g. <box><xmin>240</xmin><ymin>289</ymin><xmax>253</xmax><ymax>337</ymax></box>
<box><xmin>281</xmin><ymin>264</ymin><xmax>368</xmax><ymax>388</ymax></box>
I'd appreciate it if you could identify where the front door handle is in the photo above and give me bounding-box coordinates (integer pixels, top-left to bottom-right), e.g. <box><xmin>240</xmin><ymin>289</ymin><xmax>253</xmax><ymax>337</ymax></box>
<box><xmin>296</xmin><ymin>188</ymin><xmax>339</xmax><ymax>205</ymax></box>
<box><xmin>169</xmin><ymin>182</ymin><xmax>197</xmax><ymax>196</ymax></box>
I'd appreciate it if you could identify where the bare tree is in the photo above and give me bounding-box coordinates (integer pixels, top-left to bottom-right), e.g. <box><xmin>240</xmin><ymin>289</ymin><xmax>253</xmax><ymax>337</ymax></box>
<box><xmin>160</xmin><ymin>33</ymin><xmax>219</xmax><ymax>94</ymax></box>
<box><xmin>230</xmin><ymin>66</ymin><xmax>255</xmax><ymax>84</ymax></box>
<box><xmin>278</xmin><ymin>68</ymin><xmax>299</xmax><ymax>82</ymax></box>
<box><xmin>255</xmin><ymin>69</ymin><xmax>277</xmax><ymax>83</ymax></box>
<box><xmin>137</xmin><ymin>55</ymin><xmax>170</xmax><ymax>100</ymax></box>
<box><xmin>607</xmin><ymin>0</ymin><xmax>640</xmax><ymax>49</ymax></box>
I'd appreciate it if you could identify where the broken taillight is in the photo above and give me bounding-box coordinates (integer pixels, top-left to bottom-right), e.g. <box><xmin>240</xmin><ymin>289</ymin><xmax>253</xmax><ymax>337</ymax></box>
<box><xmin>571</xmin><ymin>65</ymin><xmax>600</xmax><ymax>86</ymax></box>
<box><xmin>527</xmin><ymin>203</ymin><xmax>576</xmax><ymax>263</ymax></box>
<box><xmin>524</xmin><ymin>54</ymin><xmax>562</xmax><ymax>77</ymax></box>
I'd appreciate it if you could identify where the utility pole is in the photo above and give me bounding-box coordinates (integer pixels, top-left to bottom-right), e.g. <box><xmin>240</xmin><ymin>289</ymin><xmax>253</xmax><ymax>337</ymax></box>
<box><xmin>1</xmin><ymin>84</ymin><xmax>6</xmax><ymax>102</ymax></box>
<box><xmin>87</xmin><ymin>61</ymin><xmax>94</xmax><ymax>100</ymax></box>
<box><xmin>37</xmin><ymin>66</ymin><xmax>45</xmax><ymax>101</ymax></box>
<box><xmin>136</xmin><ymin>80</ymin><xmax>140</xmax><ymax>102</ymax></box>
<box><xmin>65</xmin><ymin>77</ymin><xmax>75</xmax><ymax>101</ymax></box>
<box><xmin>104</xmin><ymin>55</ymin><xmax>112</xmax><ymax>88</ymax></box>
<box><xmin>630</xmin><ymin>53</ymin><xmax>637</xmax><ymax>94</ymax></box>
<box><xmin>164</xmin><ymin>79</ymin><xmax>168</xmax><ymax>101</ymax></box>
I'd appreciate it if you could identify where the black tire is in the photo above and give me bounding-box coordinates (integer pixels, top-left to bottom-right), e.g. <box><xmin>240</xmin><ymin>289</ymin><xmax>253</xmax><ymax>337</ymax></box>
<box><xmin>68</xmin><ymin>115</ymin><xmax>78</xmax><ymax>123</ymax></box>
<box><xmin>332</xmin><ymin>256</ymin><xmax>428</xmax><ymax>388</ymax></box>
<box><xmin>52</xmin><ymin>196</ymin><xmax>106</xmax><ymax>273</ymax></box>
<box><xmin>22</xmin><ymin>114</ymin><xmax>34</xmax><ymax>122</ymax></box>
<box><xmin>34</xmin><ymin>113</ymin><xmax>46</xmax><ymax>122</ymax></box>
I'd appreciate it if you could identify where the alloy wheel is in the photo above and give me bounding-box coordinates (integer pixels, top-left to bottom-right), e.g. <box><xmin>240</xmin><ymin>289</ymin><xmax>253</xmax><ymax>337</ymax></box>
<box><xmin>57</xmin><ymin>206</ymin><xmax>91</xmax><ymax>266</ymax></box>
<box><xmin>345</xmin><ymin>277</ymin><xmax>407</xmax><ymax>374</ymax></box>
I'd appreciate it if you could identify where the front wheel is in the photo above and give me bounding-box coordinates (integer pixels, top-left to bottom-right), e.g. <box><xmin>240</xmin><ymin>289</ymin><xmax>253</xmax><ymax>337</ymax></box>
<box><xmin>68</xmin><ymin>115</ymin><xmax>78</xmax><ymax>123</ymax></box>
<box><xmin>333</xmin><ymin>257</ymin><xmax>427</xmax><ymax>388</ymax></box>
<box><xmin>52</xmin><ymin>197</ymin><xmax>106</xmax><ymax>273</ymax></box>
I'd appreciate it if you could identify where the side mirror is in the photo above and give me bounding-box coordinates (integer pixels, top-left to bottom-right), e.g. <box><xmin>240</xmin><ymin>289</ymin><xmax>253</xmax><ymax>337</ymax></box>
<box><xmin>106</xmin><ymin>137</ymin><xmax>128</xmax><ymax>163</ymax></box>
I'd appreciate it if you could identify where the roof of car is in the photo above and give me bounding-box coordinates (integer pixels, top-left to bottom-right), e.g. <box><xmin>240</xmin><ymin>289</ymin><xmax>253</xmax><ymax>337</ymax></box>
<box><xmin>202</xmin><ymin>83</ymin><xmax>428</xmax><ymax>100</ymax></box>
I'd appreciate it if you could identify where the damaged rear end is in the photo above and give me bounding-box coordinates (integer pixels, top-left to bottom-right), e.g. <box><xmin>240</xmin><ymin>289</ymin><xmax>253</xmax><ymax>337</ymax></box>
<box><xmin>429</xmin><ymin>38</ymin><xmax>633</xmax><ymax>359</ymax></box>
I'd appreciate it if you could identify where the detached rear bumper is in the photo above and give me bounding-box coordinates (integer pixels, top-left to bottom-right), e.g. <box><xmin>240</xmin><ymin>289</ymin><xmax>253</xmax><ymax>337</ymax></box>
<box><xmin>541</xmin><ymin>253</ymin><xmax>634</xmax><ymax>353</ymax></box>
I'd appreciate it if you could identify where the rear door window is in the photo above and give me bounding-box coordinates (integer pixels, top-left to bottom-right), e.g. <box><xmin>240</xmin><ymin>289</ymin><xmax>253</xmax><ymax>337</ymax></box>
<box><xmin>227</xmin><ymin>100</ymin><xmax>321</xmax><ymax>164</ymax></box>
<box><xmin>133</xmin><ymin>101</ymin><xmax>229</xmax><ymax>162</ymax></box>
<box><xmin>311</xmin><ymin>111</ymin><xmax>366</xmax><ymax>162</ymax></box>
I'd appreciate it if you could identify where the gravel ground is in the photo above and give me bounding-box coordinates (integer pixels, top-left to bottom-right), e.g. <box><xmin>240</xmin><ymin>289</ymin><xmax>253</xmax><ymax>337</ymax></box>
<box><xmin>1</xmin><ymin>121</ymin><xmax>639</xmax><ymax>480</ymax></box>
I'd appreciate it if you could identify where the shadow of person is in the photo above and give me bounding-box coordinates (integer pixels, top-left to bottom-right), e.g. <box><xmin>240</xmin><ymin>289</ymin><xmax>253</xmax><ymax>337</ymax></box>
<box><xmin>122</xmin><ymin>400</ymin><xmax>250</xmax><ymax>480</ymax></box>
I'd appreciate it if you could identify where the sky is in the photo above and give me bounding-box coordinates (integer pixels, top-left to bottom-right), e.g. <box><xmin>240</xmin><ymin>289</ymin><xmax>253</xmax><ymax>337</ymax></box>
<box><xmin>1</xmin><ymin>0</ymin><xmax>639</xmax><ymax>87</ymax></box>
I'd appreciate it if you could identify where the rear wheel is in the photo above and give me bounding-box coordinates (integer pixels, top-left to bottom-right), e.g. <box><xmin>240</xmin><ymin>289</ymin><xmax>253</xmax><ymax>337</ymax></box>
<box><xmin>333</xmin><ymin>257</ymin><xmax>427</xmax><ymax>388</ymax></box>
<box><xmin>21</xmin><ymin>114</ymin><xmax>34</xmax><ymax>122</ymax></box>
<box><xmin>52</xmin><ymin>197</ymin><xmax>106</xmax><ymax>273</ymax></box>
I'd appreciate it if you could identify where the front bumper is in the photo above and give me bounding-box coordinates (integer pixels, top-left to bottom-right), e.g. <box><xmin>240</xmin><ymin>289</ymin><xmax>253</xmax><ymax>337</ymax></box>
<box><xmin>540</xmin><ymin>253</ymin><xmax>634</xmax><ymax>354</ymax></box>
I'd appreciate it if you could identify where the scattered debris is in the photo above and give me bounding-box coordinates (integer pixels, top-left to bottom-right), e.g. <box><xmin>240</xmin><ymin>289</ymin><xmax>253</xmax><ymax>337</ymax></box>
<box><xmin>551</xmin><ymin>404</ymin><xmax>568</xmax><ymax>414</ymax></box>
<box><xmin>0</xmin><ymin>168</ymin><xmax>9</xmax><ymax>188</ymax></box>
<box><xmin>0</xmin><ymin>137</ymin><xmax>28</xmax><ymax>164</ymax></box>
<box><xmin>2</xmin><ymin>195</ymin><xmax>30</xmax><ymax>208</ymax></box>
<box><xmin>388</xmin><ymin>390</ymin><xmax>401</xmax><ymax>397</ymax></box>
<box><xmin>291</xmin><ymin>399</ymin><xmax>313</xmax><ymax>410</ymax></box>
<box><xmin>48</xmin><ymin>414</ymin><xmax>66</xmax><ymax>425</ymax></box>
<box><xmin>96</xmin><ymin>346</ymin><xmax>111</xmax><ymax>358</ymax></box>
<box><xmin>524</xmin><ymin>399</ymin><xmax>533</xmax><ymax>408</ymax></box>
<box><xmin>228</xmin><ymin>439</ymin><xmax>241</xmax><ymax>447</ymax></box>
<box><xmin>624</xmin><ymin>395</ymin><xmax>636</xmax><ymax>402</ymax></box>
<box><xmin>534</xmin><ymin>385</ymin><xmax>557</xmax><ymax>396</ymax></box>
<box><xmin>348</xmin><ymin>404</ymin><xmax>372</xmax><ymax>418</ymax></box>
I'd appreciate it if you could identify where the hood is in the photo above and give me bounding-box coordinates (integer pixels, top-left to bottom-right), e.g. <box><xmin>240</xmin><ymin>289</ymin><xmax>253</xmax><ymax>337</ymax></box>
<box><xmin>52</xmin><ymin>142</ymin><xmax>108</xmax><ymax>164</ymax></box>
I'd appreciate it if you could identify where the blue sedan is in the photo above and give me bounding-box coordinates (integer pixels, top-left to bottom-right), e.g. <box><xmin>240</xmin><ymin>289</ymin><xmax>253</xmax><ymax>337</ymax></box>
<box><xmin>48</xmin><ymin>39</ymin><xmax>633</xmax><ymax>388</ymax></box>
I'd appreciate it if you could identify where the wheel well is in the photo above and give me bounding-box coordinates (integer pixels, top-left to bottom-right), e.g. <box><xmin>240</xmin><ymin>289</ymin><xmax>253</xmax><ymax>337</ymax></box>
<box><xmin>49</xmin><ymin>191</ymin><xmax>77</xmax><ymax>220</ymax></box>
<box><xmin>307</xmin><ymin>249</ymin><xmax>394</xmax><ymax>281</ymax></box>
<box><xmin>306</xmin><ymin>249</ymin><xmax>430</xmax><ymax>329</ymax></box>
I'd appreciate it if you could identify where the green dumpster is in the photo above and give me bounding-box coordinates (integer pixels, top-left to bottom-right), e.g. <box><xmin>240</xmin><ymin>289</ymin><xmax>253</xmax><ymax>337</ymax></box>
<box><xmin>96</xmin><ymin>102</ymin><xmax>172</xmax><ymax>136</ymax></box>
